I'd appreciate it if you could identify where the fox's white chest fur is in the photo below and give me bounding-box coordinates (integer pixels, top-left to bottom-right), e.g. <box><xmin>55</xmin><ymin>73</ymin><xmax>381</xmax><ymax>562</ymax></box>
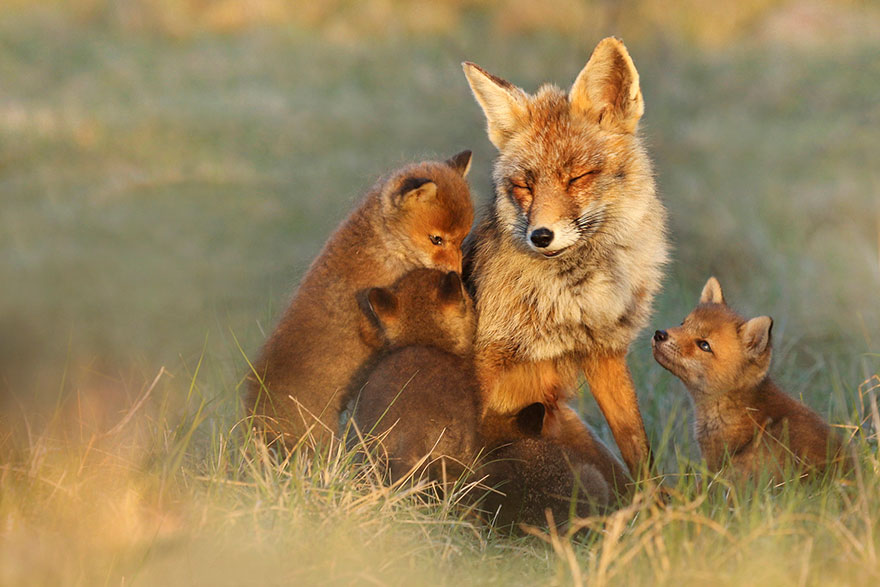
<box><xmin>471</xmin><ymin>194</ymin><xmax>667</xmax><ymax>362</ymax></box>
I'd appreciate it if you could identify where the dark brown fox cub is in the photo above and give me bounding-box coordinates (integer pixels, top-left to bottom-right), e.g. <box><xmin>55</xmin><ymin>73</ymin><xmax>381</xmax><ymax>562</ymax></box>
<box><xmin>350</xmin><ymin>268</ymin><xmax>612</xmax><ymax>527</ymax></box>
<box><xmin>652</xmin><ymin>277</ymin><xmax>844</xmax><ymax>479</ymax></box>
<box><xmin>247</xmin><ymin>152</ymin><xmax>474</xmax><ymax>447</ymax></box>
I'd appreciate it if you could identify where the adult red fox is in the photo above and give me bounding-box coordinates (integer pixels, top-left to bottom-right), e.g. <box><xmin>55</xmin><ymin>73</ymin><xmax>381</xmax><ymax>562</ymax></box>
<box><xmin>462</xmin><ymin>37</ymin><xmax>669</xmax><ymax>476</ymax></box>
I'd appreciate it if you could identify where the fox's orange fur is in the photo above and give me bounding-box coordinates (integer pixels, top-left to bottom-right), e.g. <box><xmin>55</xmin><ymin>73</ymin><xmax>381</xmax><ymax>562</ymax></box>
<box><xmin>247</xmin><ymin>153</ymin><xmax>474</xmax><ymax>446</ymax></box>
<box><xmin>652</xmin><ymin>277</ymin><xmax>845</xmax><ymax>479</ymax></box>
<box><xmin>462</xmin><ymin>37</ymin><xmax>668</xmax><ymax>476</ymax></box>
<box><xmin>350</xmin><ymin>268</ymin><xmax>615</xmax><ymax>527</ymax></box>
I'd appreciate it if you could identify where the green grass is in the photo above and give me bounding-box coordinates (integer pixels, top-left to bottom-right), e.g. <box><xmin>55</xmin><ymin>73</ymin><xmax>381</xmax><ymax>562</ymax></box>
<box><xmin>1</xmin><ymin>5</ymin><xmax>879</xmax><ymax>585</ymax></box>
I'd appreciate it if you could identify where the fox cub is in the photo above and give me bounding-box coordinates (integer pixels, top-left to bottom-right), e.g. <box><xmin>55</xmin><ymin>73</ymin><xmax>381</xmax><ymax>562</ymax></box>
<box><xmin>462</xmin><ymin>37</ymin><xmax>668</xmax><ymax>477</ymax></box>
<box><xmin>248</xmin><ymin>152</ymin><xmax>474</xmax><ymax>447</ymax></box>
<box><xmin>350</xmin><ymin>268</ymin><xmax>611</xmax><ymax>527</ymax></box>
<box><xmin>652</xmin><ymin>277</ymin><xmax>844</xmax><ymax>479</ymax></box>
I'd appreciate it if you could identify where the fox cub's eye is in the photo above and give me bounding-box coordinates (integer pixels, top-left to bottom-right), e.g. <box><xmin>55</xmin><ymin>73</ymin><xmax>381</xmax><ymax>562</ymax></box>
<box><xmin>429</xmin><ymin>235</ymin><xmax>444</xmax><ymax>246</ymax></box>
<box><xmin>696</xmin><ymin>340</ymin><xmax>712</xmax><ymax>353</ymax></box>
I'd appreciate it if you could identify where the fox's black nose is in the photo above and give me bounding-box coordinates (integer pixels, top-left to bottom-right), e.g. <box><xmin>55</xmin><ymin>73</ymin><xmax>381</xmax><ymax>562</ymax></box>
<box><xmin>653</xmin><ymin>330</ymin><xmax>668</xmax><ymax>342</ymax></box>
<box><xmin>530</xmin><ymin>228</ymin><xmax>554</xmax><ymax>248</ymax></box>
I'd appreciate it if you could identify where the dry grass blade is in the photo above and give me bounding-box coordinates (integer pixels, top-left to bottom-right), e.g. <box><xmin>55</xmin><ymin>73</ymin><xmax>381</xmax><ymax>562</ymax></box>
<box><xmin>98</xmin><ymin>366</ymin><xmax>166</xmax><ymax>439</ymax></box>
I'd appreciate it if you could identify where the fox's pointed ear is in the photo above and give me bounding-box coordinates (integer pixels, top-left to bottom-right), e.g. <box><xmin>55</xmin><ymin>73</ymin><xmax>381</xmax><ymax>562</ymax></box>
<box><xmin>699</xmin><ymin>276</ymin><xmax>726</xmax><ymax>305</ymax></box>
<box><xmin>446</xmin><ymin>150</ymin><xmax>472</xmax><ymax>178</ymax></box>
<box><xmin>438</xmin><ymin>271</ymin><xmax>465</xmax><ymax>306</ymax></box>
<box><xmin>569</xmin><ymin>37</ymin><xmax>644</xmax><ymax>134</ymax></box>
<box><xmin>365</xmin><ymin>287</ymin><xmax>398</xmax><ymax>325</ymax></box>
<box><xmin>394</xmin><ymin>177</ymin><xmax>437</xmax><ymax>206</ymax></box>
<box><xmin>741</xmin><ymin>316</ymin><xmax>773</xmax><ymax>358</ymax></box>
<box><xmin>514</xmin><ymin>403</ymin><xmax>546</xmax><ymax>437</ymax></box>
<box><xmin>462</xmin><ymin>62</ymin><xmax>528</xmax><ymax>149</ymax></box>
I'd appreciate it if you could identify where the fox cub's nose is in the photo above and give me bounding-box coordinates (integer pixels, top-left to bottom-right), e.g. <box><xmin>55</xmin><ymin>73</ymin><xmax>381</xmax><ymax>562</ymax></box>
<box><xmin>653</xmin><ymin>330</ymin><xmax>668</xmax><ymax>342</ymax></box>
<box><xmin>530</xmin><ymin>228</ymin><xmax>554</xmax><ymax>248</ymax></box>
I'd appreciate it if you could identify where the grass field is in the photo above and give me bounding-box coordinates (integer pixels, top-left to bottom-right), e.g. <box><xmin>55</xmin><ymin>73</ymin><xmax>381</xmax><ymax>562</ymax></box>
<box><xmin>1</xmin><ymin>2</ymin><xmax>879</xmax><ymax>585</ymax></box>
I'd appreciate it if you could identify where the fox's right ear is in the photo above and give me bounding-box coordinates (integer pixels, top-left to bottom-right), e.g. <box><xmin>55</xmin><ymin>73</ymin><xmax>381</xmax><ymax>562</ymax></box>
<box><xmin>514</xmin><ymin>402</ymin><xmax>546</xmax><ymax>437</ymax></box>
<box><xmin>699</xmin><ymin>276</ymin><xmax>726</xmax><ymax>305</ymax></box>
<box><xmin>365</xmin><ymin>287</ymin><xmax>398</xmax><ymax>326</ymax></box>
<box><xmin>570</xmin><ymin>37</ymin><xmax>644</xmax><ymax>134</ymax></box>
<box><xmin>462</xmin><ymin>62</ymin><xmax>528</xmax><ymax>150</ymax></box>
<box><xmin>446</xmin><ymin>149</ymin><xmax>473</xmax><ymax>178</ymax></box>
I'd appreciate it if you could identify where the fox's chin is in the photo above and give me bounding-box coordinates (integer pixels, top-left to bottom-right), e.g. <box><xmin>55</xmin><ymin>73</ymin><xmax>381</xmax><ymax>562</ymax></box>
<box><xmin>530</xmin><ymin>246</ymin><xmax>570</xmax><ymax>259</ymax></box>
<box><xmin>651</xmin><ymin>345</ymin><xmax>677</xmax><ymax>374</ymax></box>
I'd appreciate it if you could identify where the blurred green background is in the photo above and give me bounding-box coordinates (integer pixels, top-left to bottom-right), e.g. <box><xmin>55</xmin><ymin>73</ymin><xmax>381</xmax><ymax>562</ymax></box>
<box><xmin>1</xmin><ymin>0</ymin><xmax>878</xmax><ymax>455</ymax></box>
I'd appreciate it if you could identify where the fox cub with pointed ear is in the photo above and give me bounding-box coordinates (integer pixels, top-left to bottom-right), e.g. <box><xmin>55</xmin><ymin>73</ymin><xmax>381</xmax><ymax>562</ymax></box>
<box><xmin>247</xmin><ymin>152</ymin><xmax>474</xmax><ymax>447</ymax></box>
<box><xmin>652</xmin><ymin>277</ymin><xmax>846</xmax><ymax>479</ymax></box>
<box><xmin>462</xmin><ymin>37</ymin><xmax>668</xmax><ymax>478</ymax></box>
<box><xmin>351</xmin><ymin>268</ymin><xmax>612</xmax><ymax>528</ymax></box>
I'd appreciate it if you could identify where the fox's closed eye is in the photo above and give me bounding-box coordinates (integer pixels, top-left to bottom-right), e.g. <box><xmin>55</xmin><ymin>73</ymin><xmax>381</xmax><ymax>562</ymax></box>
<box><xmin>696</xmin><ymin>339</ymin><xmax>712</xmax><ymax>352</ymax></box>
<box><xmin>568</xmin><ymin>170</ymin><xmax>599</xmax><ymax>186</ymax></box>
<box><xmin>429</xmin><ymin>235</ymin><xmax>444</xmax><ymax>246</ymax></box>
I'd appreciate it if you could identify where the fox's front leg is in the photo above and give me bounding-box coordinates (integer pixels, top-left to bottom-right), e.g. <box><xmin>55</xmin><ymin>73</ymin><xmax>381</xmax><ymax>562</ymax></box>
<box><xmin>584</xmin><ymin>352</ymin><xmax>652</xmax><ymax>478</ymax></box>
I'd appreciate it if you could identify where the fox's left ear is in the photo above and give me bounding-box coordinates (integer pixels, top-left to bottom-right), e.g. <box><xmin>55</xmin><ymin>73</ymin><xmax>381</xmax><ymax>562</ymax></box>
<box><xmin>741</xmin><ymin>316</ymin><xmax>773</xmax><ymax>358</ymax></box>
<box><xmin>394</xmin><ymin>177</ymin><xmax>437</xmax><ymax>206</ymax></box>
<box><xmin>365</xmin><ymin>287</ymin><xmax>399</xmax><ymax>326</ymax></box>
<box><xmin>357</xmin><ymin>287</ymin><xmax>398</xmax><ymax>348</ymax></box>
<box><xmin>569</xmin><ymin>37</ymin><xmax>644</xmax><ymax>134</ymax></box>
<box><xmin>446</xmin><ymin>150</ymin><xmax>473</xmax><ymax>178</ymax></box>
<box><xmin>699</xmin><ymin>276</ymin><xmax>726</xmax><ymax>305</ymax></box>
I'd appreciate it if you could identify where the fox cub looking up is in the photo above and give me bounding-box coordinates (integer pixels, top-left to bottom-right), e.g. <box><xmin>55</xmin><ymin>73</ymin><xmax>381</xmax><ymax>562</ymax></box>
<box><xmin>248</xmin><ymin>152</ymin><xmax>474</xmax><ymax>447</ymax></box>
<box><xmin>652</xmin><ymin>277</ymin><xmax>845</xmax><ymax>479</ymax></box>
<box><xmin>350</xmin><ymin>268</ymin><xmax>612</xmax><ymax>528</ymax></box>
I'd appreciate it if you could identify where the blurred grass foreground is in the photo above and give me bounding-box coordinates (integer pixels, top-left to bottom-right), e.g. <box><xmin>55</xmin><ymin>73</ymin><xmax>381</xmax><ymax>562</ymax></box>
<box><xmin>1</xmin><ymin>0</ymin><xmax>880</xmax><ymax>585</ymax></box>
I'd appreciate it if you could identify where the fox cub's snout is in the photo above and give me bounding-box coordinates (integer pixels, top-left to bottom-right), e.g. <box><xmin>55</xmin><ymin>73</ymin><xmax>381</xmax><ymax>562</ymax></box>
<box><xmin>652</xmin><ymin>276</ymin><xmax>773</xmax><ymax>397</ymax></box>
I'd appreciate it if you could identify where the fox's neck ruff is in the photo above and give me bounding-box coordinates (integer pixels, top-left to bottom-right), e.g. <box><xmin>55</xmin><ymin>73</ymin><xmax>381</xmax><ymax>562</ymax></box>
<box><xmin>469</xmin><ymin>183</ymin><xmax>667</xmax><ymax>361</ymax></box>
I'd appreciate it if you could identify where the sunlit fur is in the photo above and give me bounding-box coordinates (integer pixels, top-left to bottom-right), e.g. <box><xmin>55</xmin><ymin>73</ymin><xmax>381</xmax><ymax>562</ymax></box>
<box><xmin>463</xmin><ymin>38</ymin><xmax>668</xmax><ymax>475</ymax></box>
<box><xmin>653</xmin><ymin>277</ymin><xmax>846</xmax><ymax>478</ymax></box>
<box><xmin>247</xmin><ymin>154</ymin><xmax>474</xmax><ymax>446</ymax></box>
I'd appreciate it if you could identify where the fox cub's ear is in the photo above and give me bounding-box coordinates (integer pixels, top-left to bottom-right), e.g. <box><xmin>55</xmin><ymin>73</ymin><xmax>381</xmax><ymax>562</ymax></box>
<box><xmin>357</xmin><ymin>287</ymin><xmax>398</xmax><ymax>348</ymax></box>
<box><xmin>446</xmin><ymin>150</ymin><xmax>473</xmax><ymax>178</ymax></box>
<box><xmin>741</xmin><ymin>316</ymin><xmax>773</xmax><ymax>358</ymax></box>
<box><xmin>699</xmin><ymin>276</ymin><xmax>726</xmax><ymax>305</ymax></box>
<box><xmin>514</xmin><ymin>403</ymin><xmax>546</xmax><ymax>437</ymax></box>
<box><xmin>569</xmin><ymin>37</ymin><xmax>644</xmax><ymax>134</ymax></box>
<box><xmin>365</xmin><ymin>287</ymin><xmax>399</xmax><ymax>326</ymax></box>
<box><xmin>438</xmin><ymin>271</ymin><xmax>466</xmax><ymax>306</ymax></box>
<box><xmin>392</xmin><ymin>177</ymin><xmax>437</xmax><ymax>207</ymax></box>
<box><xmin>462</xmin><ymin>62</ymin><xmax>528</xmax><ymax>149</ymax></box>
